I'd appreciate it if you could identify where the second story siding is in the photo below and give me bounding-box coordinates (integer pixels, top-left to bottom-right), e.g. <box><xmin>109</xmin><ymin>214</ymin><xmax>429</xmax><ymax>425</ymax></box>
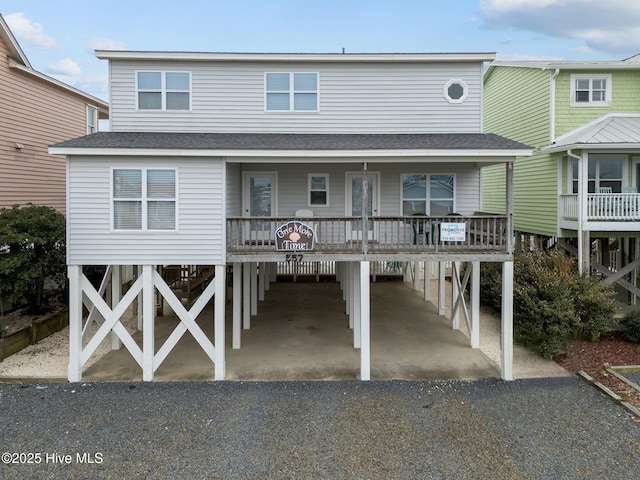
<box><xmin>104</xmin><ymin>54</ymin><xmax>487</xmax><ymax>134</ymax></box>
<box><xmin>555</xmin><ymin>69</ymin><xmax>640</xmax><ymax>138</ymax></box>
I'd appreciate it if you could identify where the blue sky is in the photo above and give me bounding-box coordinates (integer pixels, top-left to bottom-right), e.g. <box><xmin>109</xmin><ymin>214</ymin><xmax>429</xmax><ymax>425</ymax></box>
<box><xmin>3</xmin><ymin>0</ymin><xmax>640</xmax><ymax>101</ymax></box>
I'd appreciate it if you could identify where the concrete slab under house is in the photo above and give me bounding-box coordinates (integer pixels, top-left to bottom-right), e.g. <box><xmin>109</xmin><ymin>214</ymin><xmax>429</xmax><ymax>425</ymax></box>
<box><xmin>50</xmin><ymin>51</ymin><xmax>532</xmax><ymax>382</ymax></box>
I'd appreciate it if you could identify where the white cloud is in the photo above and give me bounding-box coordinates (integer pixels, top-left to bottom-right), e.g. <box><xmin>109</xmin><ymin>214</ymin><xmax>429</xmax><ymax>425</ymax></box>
<box><xmin>4</xmin><ymin>12</ymin><xmax>60</xmax><ymax>50</ymax></box>
<box><xmin>479</xmin><ymin>0</ymin><xmax>640</xmax><ymax>56</ymax></box>
<box><xmin>88</xmin><ymin>38</ymin><xmax>128</xmax><ymax>52</ymax></box>
<box><xmin>48</xmin><ymin>58</ymin><xmax>82</xmax><ymax>76</ymax></box>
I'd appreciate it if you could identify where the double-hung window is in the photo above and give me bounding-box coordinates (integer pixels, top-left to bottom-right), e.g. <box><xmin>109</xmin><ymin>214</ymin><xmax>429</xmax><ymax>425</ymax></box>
<box><xmin>309</xmin><ymin>174</ymin><xmax>329</xmax><ymax>206</ymax></box>
<box><xmin>137</xmin><ymin>71</ymin><xmax>190</xmax><ymax>110</ymax></box>
<box><xmin>266</xmin><ymin>73</ymin><xmax>318</xmax><ymax>111</ymax></box>
<box><xmin>113</xmin><ymin>169</ymin><xmax>177</xmax><ymax>230</ymax></box>
<box><xmin>87</xmin><ymin>105</ymin><xmax>98</xmax><ymax>134</ymax></box>
<box><xmin>570</xmin><ymin>74</ymin><xmax>611</xmax><ymax>106</ymax></box>
<box><xmin>402</xmin><ymin>174</ymin><xmax>454</xmax><ymax>216</ymax></box>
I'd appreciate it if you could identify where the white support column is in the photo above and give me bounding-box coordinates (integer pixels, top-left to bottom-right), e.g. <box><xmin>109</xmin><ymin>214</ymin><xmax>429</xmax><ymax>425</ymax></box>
<box><xmin>110</xmin><ymin>265</ymin><xmax>122</xmax><ymax>350</ymax></box>
<box><xmin>264</xmin><ymin>263</ymin><xmax>271</xmax><ymax>292</ymax></box>
<box><xmin>68</xmin><ymin>265</ymin><xmax>83</xmax><ymax>382</ymax></box>
<box><xmin>250</xmin><ymin>262</ymin><xmax>258</xmax><ymax>316</ymax></box>
<box><xmin>354</xmin><ymin>262</ymin><xmax>361</xmax><ymax>348</ymax></box>
<box><xmin>270</xmin><ymin>261</ymin><xmax>277</xmax><ymax>282</ymax></box>
<box><xmin>411</xmin><ymin>261</ymin><xmax>419</xmax><ymax>290</ymax></box>
<box><xmin>346</xmin><ymin>263</ymin><xmax>352</xmax><ymax>321</ymax></box>
<box><xmin>142</xmin><ymin>265</ymin><xmax>155</xmax><ymax>381</ymax></box>
<box><xmin>232</xmin><ymin>262</ymin><xmax>241</xmax><ymax>349</ymax></box>
<box><xmin>451</xmin><ymin>262</ymin><xmax>460</xmax><ymax>330</ymax></box>
<box><xmin>423</xmin><ymin>261</ymin><xmax>431</xmax><ymax>302</ymax></box>
<box><xmin>243</xmin><ymin>262</ymin><xmax>250</xmax><ymax>329</ymax></box>
<box><xmin>135</xmin><ymin>265</ymin><xmax>143</xmax><ymax>331</ymax></box>
<box><xmin>577</xmin><ymin>151</ymin><xmax>589</xmax><ymax>275</ymax></box>
<box><xmin>258</xmin><ymin>262</ymin><xmax>266</xmax><ymax>301</ymax></box>
<box><xmin>360</xmin><ymin>261</ymin><xmax>371</xmax><ymax>381</ymax></box>
<box><xmin>214</xmin><ymin>264</ymin><xmax>226</xmax><ymax>380</ymax></box>
<box><xmin>470</xmin><ymin>261</ymin><xmax>480</xmax><ymax>348</ymax></box>
<box><xmin>438</xmin><ymin>261</ymin><xmax>446</xmax><ymax>316</ymax></box>
<box><xmin>501</xmin><ymin>261</ymin><xmax>514</xmax><ymax>381</ymax></box>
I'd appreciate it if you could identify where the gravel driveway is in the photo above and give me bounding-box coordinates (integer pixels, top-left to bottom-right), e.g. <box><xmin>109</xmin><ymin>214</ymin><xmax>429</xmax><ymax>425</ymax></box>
<box><xmin>1</xmin><ymin>377</ymin><xmax>638</xmax><ymax>479</ymax></box>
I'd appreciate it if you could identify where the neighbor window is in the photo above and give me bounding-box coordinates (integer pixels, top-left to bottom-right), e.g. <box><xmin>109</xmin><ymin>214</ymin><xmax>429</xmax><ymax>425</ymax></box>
<box><xmin>570</xmin><ymin>74</ymin><xmax>611</xmax><ymax>106</ymax></box>
<box><xmin>266</xmin><ymin>73</ymin><xmax>318</xmax><ymax>111</ymax></box>
<box><xmin>309</xmin><ymin>174</ymin><xmax>329</xmax><ymax>206</ymax></box>
<box><xmin>113</xmin><ymin>169</ymin><xmax>176</xmax><ymax>230</ymax></box>
<box><xmin>443</xmin><ymin>79</ymin><xmax>468</xmax><ymax>104</ymax></box>
<box><xmin>87</xmin><ymin>105</ymin><xmax>98</xmax><ymax>134</ymax></box>
<box><xmin>402</xmin><ymin>174</ymin><xmax>454</xmax><ymax>216</ymax></box>
<box><xmin>137</xmin><ymin>71</ymin><xmax>190</xmax><ymax>110</ymax></box>
<box><xmin>570</xmin><ymin>156</ymin><xmax>624</xmax><ymax>193</ymax></box>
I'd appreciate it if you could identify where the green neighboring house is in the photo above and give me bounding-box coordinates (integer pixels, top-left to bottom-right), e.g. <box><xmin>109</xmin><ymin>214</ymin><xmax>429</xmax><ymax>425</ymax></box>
<box><xmin>482</xmin><ymin>55</ymin><xmax>640</xmax><ymax>299</ymax></box>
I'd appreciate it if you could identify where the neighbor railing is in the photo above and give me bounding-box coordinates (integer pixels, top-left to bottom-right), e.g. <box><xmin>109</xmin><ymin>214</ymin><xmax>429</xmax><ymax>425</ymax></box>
<box><xmin>226</xmin><ymin>215</ymin><xmax>508</xmax><ymax>254</ymax></box>
<box><xmin>560</xmin><ymin>194</ymin><xmax>640</xmax><ymax>221</ymax></box>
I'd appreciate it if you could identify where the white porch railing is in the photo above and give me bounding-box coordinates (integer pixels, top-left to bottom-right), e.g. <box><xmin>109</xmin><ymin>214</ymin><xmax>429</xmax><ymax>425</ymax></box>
<box><xmin>227</xmin><ymin>215</ymin><xmax>508</xmax><ymax>254</ymax></box>
<box><xmin>560</xmin><ymin>193</ymin><xmax>640</xmax><ymax>221</ymax></box>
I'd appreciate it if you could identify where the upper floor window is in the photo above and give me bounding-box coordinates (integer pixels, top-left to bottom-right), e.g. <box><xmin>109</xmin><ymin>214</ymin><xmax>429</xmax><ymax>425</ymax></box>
<box><xmin>113</xmin><ymin>168</ymin><xmax>177</xmax><ymax>231</ymax></box>
<box><xmin>137</xmin><ymin>71</ymin><xmax>190</xmax><ymax>110</ymax></box>
<box><xmin>443</xmin><ymin>79</ymin><xmax>468</xmax><ymax>104</ymax></box>
<box><xmin>87</xmin><ymin>105</ymin><xmax>98</xmax><ymax>134</ymax></box>
<box><xmin>266</xmin><ymin>73</ymin><xmax>318</xmax><ymax>111</ymax></box>
<box><xmin>402</xmin><ymin>174</ymin><xmax>454</xmax><ymax>216</ymax></box>
<box><xmin>570</xmin><ymin>74</ymin><xmax>611</xmax><ymax>106</ymax></box>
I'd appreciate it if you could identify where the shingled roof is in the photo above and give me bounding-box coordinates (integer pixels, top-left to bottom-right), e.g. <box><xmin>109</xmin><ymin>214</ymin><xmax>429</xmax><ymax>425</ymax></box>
<box><xmin>52</xmin><ymin>132</ymin><xmax>530</xmax><ymax>152</ymax></box>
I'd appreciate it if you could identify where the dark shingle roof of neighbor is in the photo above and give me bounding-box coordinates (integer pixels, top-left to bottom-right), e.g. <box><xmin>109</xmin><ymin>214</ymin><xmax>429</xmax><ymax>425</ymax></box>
<box><xmin>52</xmin><ymin>132</ymin><xmax>530</xmax><ymax>151</ymax></box>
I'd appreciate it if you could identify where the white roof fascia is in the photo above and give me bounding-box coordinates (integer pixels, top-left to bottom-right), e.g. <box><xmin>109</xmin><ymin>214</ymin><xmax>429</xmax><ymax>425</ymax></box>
<box><xmin>0</xmin><ymin>14</ymin><xmax>31</xmax><ymax>68</ymax></box>
<box><xmin>95</xmin><ymin>51</ymin><xmax>496</xmax><ymax>63</ymax></box>
<box><xmin>49</xmin><ymin>146</ymin><xmax>532</xmax><ymax>158</ymax></box>
<box><xmin>544</xmin><ymin>143</ymin><xmax>640</xmax><ymax>154</ymax></box>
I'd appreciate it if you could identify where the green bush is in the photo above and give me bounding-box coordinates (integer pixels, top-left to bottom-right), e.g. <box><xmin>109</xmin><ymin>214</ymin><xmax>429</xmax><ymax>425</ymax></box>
<box><xmin>0</xmin><ymin>204</ymin><xmax>66</xmax><ymax>314</ymax></box>
<box><xmin>621</xmin><ymin>310</ymin><xmax>640</xmax><ymax>344</ymax></box>
<box><xmin>480</xmin><ymin>250</ymin><xmax>616</xmax><ymax>358</ymax></box>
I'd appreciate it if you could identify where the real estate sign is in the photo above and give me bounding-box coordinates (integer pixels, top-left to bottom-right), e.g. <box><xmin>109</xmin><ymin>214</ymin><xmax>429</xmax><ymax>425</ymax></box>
<box><xmin>440</xmin><ymin>222</ymin><xmax>466</xmax><ymax>242</ymax></box>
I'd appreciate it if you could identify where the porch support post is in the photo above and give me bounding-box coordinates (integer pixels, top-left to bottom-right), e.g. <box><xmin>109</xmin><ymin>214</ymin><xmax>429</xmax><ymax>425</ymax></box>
<box><xmin>423</xmin><ymin>261</ymin><xmax>431</xmax><ymax>302</ymax></box>
<box><xmin>264</xmin><ymin>263</ymin><xmax>271</xmax><ymax>292</ymax></box>
<box><xmin>438</xmin><ymin>262</ymin><xmax>446</xmax><ymax>316</ymax></box>
<box><xmin>243</xmin><ymin>261</ymin><xmax>250</xmax><ymax>329</ymax></box>
<box><xmin>576</xmin><ymin>150</ymin><xmax>589</xmax><ymax>275</ymax></box>
<box><xmin>354</xmin><ymin>262</ymin><xmax>361</xmax><ymax>348</ymax></box>
<box><xmin>471</xmin><ymin>261</ymin><xmax>480</xmax><ymax>348</ymax></box>
<box><xmin>258</xmin><ymin>262</ymin><xmax>266</xmax><ymax>301</ymax></box>
<box><xmin>136</xmin><ymin>266</ymin><xmax>143</xmax><ymax>331</ymax></box>
<box><xmin>214</xmin><ymin>264</ymin><xmax>226</xmax><ymax>380</ymax></box>
<box><xmin>68</xmin><ymin>265</ymin><xmax>82</xmax><ymax>382</ymax></box>
<box><xmin>413</xmin><ymin>261</ymin><xmax>420</xmax><ymax>291</ymax></box>
<box><xmin>501</xmin><ymin>261</ymin><xmax>514</xmax><ymax>381</ymax></box>
<box><xmin>360</xmin><ymin>261</ymin><xmax>371</xmax><ymax>381</ymax></box>
<box><xmin>250</xmin><ymin>262</ymin><xmax>258</xmax><ymax>315</ymax></box>
<box><xmin>232</xmin><ymin>262</ymin><xmax>241</xmax><ymax>349</ymax></box>
<box><xmin>142</xmin><ymin>265</ymin><xmax>155</xmax><ymax>381</ymax></box>
<box><xmin>506</xmin><ymin>161</ymin><xmax>514</xmax><ymax>254</ymax></box>
<box><xmin>451</xmin><ymin>261</ymin><xmax>460</xmax><ymax>330</ymax></box>
<box><xmin>110</xmin><ymin>265</ymin><xmax>122</xmax><ymax>350</ymax></box>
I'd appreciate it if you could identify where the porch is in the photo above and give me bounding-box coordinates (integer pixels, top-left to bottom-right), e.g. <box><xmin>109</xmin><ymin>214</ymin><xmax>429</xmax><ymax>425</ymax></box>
<box><xmin>560</xmin><ymin>193</ymin><xmax>640</xmax><ymax>227</ymax></box>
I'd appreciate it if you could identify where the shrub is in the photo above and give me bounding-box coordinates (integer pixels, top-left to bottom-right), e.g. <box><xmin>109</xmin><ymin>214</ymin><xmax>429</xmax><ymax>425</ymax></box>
<box><xmin>479</xmin><ymin>250</ymin><xmax>616</xmax><ymax>358</ymax></box>
<box><xmin>621</xmin><ymin>310</ymin><xmax>640</xmax><ymax>344</ymax></box>
<box><xmin>0</xmin><ymin>204</ymin><xmax>66</xmax><ymax>314</ymax></box>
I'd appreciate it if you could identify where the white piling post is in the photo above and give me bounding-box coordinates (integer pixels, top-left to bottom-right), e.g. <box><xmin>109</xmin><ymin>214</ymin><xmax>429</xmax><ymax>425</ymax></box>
<box><xmin>501</xmin><ymin>261</ymin><xmax>514</xmax><ymax>381</ymax></box>
<box><xmin>110</xmin><ymin>265</ymin><xmax>122</xmax><ymax>350</ymax></box>
<box><xmin>142</xmin><ymin>265</ymin><xmax>155</xmax><ymax>381</ymax></box>
<box><xmin>243</xmin><ymin>262</ymin><xmax>250</xmax><ymax>329</ymax></box>
<box><xmin>68</xmin><ymin>265</ymin><xmax>83</xmax><ymax>382</ymax></box>
<box><xmin>360</xmin><ymin>261</ymin><xmax>371</xmax><ymax>381</ymax></box>
<box><xmin>471</xmin><ymin>261</ymin><xmax>480</xmax><ymax>348</ymax></box>
<box><xmin>214</xmin><ymin>265</ymin><xmax>226</xmax><ymax>380</ymax></box>
<box><xmin>250</xmin><ymin>262</ymin><xmax>257</xmax><ymax>316</ymax></box>
<box><xmin>438</xmin><ymin>262</ymin><xmax>446</xmax><ymax>316</ymax></box>
<box><xmin>233</xmin><ymin>262</ymin><xmax>241</xmax><ymax>349</ymax></box>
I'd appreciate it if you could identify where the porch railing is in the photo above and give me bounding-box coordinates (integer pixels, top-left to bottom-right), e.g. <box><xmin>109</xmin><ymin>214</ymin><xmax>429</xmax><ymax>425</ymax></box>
<box><xmin>227</xmin><ymin>215</ymin><xmax>508</xmax><ymax>254</ymax></box>
<box><xmin>560</xmin><ymin>194</ymin><xmax>640</xmax><ymax>221</ymax></box>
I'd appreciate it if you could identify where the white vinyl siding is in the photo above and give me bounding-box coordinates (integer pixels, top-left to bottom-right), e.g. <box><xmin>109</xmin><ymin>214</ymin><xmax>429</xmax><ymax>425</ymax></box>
<box><xmin>111</xmin><ymin>60</ymin><xmax>482</xmax><ymax>133</ymax></box>
<box><xmin>67</xmin><ymin>156</ymin><xmax>224</xmax><ymax>265</ymax></box>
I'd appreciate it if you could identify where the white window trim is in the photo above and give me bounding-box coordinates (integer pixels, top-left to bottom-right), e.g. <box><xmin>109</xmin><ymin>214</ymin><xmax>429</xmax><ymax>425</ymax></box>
<box><xmin>400</xmin><ymin>173</ymin><xmax>456</xmax><ymax>215</ymax></box>
<box><xmin>443</xmin><ymin>79</ymin><xmax>468</xmax><ymax>104</ymax></box>
<box><xmin>308</xmin><ymin>173</ymin><xmax>330</xmax><ymax>207</ymax></box>
<box><xmin>264</xmin><ymin>72</ymin><xmax>319</xmax><ymax>112</ymax></box>
<box><xmin>111</xmin><ymin>167</ymin><xmax>179</xmax><ymax>232</ymax></box>
<box><xmin>86</xmin><ymin>105</ymin><xmax>98</xmax><ymax>134</ymax></box>
<box><xmin>570</xmin><ymin>74</ymin><xmax>612</xmax><ymax>107</ymax></box>
<box><xmin>136</xmin><ymin>71</ymin><xmax>192</xmax><ymax>111</ymax></box>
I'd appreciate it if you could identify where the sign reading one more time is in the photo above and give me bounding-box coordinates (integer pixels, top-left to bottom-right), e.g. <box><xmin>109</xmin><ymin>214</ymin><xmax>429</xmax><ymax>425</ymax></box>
<box><xmin>275</xmin><ymin>221</ymin><xmax>315</xmax><ymax>251</ymax></box>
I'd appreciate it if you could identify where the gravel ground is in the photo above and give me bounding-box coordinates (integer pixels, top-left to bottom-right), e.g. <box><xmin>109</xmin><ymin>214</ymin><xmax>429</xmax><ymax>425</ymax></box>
<box><xmin>0</xmin><ymin>378</ymin><xmax>638</xmax><ymax>479</ymax></box>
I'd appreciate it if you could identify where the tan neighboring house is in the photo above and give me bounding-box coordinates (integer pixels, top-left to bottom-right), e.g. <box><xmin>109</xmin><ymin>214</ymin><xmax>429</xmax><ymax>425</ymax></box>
<box><xmin>0</xmin><ymin>14</ymin><xmax>108</xmax><ymax>213</ymax></box>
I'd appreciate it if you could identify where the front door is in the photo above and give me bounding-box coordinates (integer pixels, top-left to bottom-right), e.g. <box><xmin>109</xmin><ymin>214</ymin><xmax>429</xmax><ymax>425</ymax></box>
<box><xmin>346</xmin><ymin>172</ymin><xmax>378</xmax><ymax>240</ymax></box>
<box><xmin>243</xmin><ymin>173</ymin><xmax>277</xmax><ymax>241</ymax></box>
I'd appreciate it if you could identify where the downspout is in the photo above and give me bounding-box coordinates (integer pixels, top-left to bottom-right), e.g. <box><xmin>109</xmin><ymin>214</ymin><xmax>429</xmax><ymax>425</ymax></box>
<box><xmin>550</xmin><ymin>69</ymin><xmax>560</xmax><ymax>144</ymax></box>
<box><xmin>568</xmin><ymin>149</ymin><xmax>588</xmax><ymax>275</ymax></box>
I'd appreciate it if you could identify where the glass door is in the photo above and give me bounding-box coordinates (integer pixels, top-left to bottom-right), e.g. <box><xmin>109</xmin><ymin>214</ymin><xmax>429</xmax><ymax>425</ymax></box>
<box><xmin>244</xmin><ymin>173</ymin><xmax>276</xmax><ymax>241</ymax></box>
<box><xmin>346</xmin><ymin>173</ymin><xmax>378</xmax><ymax>241</ymax></box>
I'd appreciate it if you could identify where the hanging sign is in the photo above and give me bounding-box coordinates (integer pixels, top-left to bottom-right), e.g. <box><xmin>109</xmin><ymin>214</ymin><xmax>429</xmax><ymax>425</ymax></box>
<box><xmin>440</xmin><ymin>222</ymin><xmax>466</xmax><ymax>242</ymax></box>
<box><xmin>275</xmin><ymin>221</ymin><xmax>315</xmax><ymax>251</ymax></box>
